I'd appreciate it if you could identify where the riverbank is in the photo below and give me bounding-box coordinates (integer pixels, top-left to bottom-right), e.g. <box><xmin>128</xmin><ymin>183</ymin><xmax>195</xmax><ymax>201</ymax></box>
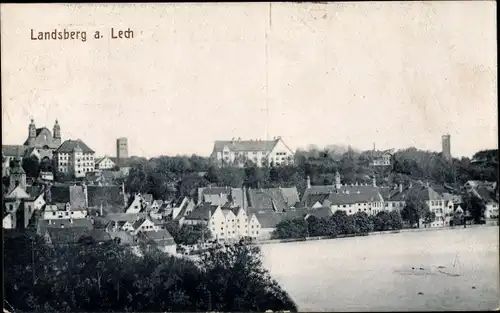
<box><xmin>253</xmin><ymin>224</ymin><xmax>499</xmax><ymax>246</ymax></box>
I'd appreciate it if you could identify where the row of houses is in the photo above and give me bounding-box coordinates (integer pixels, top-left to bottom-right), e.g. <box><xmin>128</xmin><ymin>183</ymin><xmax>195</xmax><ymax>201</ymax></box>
<box><xmin>4</xmin><ymin>157</ymin><xmax>498</xmax><ymax>251</ymax></box>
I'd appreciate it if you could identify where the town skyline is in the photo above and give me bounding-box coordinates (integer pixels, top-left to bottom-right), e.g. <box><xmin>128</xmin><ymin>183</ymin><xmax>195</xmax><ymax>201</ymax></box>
<box><xmin>2</xmin><ymin>2</ymin><xmax>497</xmax><ymax>159</ymax></box>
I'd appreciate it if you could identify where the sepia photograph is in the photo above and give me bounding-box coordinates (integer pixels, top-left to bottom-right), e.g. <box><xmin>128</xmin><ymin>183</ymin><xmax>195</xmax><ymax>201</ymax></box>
<box><xmin>1</xmin><ymin>2</ymin><xmax>498</xmax><ymax>312</ymax></box>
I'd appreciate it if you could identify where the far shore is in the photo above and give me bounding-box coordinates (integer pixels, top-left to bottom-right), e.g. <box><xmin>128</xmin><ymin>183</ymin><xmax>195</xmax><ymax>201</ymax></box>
<box><xmin>253</xmin><ymin>223</ymin><xmax>500</xmax><ymax>246</ymax></box>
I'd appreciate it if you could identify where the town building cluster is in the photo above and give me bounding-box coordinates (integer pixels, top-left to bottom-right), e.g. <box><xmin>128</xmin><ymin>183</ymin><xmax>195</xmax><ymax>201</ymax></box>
<box><xmin>2</xmin><ymin>119</ymin><xmax>498</xmax><ymax>257</ymax></box>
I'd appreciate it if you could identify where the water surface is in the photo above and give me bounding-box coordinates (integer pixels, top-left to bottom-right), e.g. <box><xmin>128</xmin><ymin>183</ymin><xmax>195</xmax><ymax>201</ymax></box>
<box><xmin>261</xmin><ymin>227</ymin><xmax>499</xmax><ymax>311</ymax></box>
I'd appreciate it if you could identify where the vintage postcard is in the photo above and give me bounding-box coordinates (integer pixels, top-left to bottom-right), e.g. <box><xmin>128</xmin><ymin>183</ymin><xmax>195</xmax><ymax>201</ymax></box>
<box><xmin>1</xmin><ymin>2</ymin><xmax>498</xmax><ymax>312</ymax></box>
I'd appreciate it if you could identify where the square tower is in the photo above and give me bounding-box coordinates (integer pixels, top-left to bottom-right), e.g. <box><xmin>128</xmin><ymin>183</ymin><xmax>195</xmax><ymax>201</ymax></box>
<box><xmin>442</xmin><ymin>134</ymin><xmax>451</xmax><ymax>161</ymax></box>
<box><xmin>116</xmin><ymin>137</ymin><xmax>128</xmax><ymax>166</ymax></box>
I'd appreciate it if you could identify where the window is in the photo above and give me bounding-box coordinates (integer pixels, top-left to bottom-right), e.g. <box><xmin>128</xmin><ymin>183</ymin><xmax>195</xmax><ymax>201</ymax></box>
<box><xmin>65</xmin><ymin>212</ymin><xmax>69</xmax><ymax>216</ymax></box>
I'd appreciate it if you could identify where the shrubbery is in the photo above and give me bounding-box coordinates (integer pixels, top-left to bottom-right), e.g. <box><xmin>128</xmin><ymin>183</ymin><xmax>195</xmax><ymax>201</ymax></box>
<box><xmin>4</xmin><ymin>231</ymin><xmax>297</xmax><ymax>312</ymax></box>
<box><xmin>272</xmin><ymin>211</ymin><xmax>403</xmax><ymax>239</ymax></box>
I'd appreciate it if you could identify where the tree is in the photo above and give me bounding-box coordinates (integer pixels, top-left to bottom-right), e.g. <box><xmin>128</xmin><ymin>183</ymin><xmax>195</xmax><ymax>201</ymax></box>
<box><xmin>371</xmin><ymin>211</ymin><xmax>392</xmax><ymax>231</ymax></box>
<box><xmin>199</xmin><ymin>242</ymin><xmax>297</xmax><ymax>312</ymax></box>
<box><xmin>272</xmin><ymin>219</ymin><xmax>308</xmax><ymax>239</ymax></box>
<box><xmin>463</xmin><ymin>193</ymin><xmax>486</xmax><ymax>224</ymax></box>
<box><xmin>401</xmin><ymin>189</ymin><xmax>429</xmax><ymax>228</ymax></box>
<box><xmin>388</xmin><ymin>211</ymin><xmax>403</xmax><ymax>230</ymax></box>
<box><xmin>22</xmin><ymin>155</ymin><xmax>40</xmax><ymax>178</ymax></box>
<box><xmin>423</xmin><ymin>211</ymin><xmax>436</xmax><ymax>227</ymax></box>
<box><xmin>4</xmin><ymin>231</ymin><xmax>297</xmax><ymax>312</ymax></box>
<box><xmin>353</xmin><ymin>212</ymin><xmax>373</xmax><ymax>233</ymax></box>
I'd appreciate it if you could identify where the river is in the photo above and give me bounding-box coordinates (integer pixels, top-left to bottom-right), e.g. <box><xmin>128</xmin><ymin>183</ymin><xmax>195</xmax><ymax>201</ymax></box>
<box><xmin>261</xmin><ymin>226</ymin><xmax>499</xmax><ymax>311</ymax></box>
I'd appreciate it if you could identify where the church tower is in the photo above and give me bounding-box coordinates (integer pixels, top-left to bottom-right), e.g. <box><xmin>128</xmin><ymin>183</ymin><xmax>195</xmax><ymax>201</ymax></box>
<box><xmin>9</xmin><ymin>158</ymin><xmax>26</xmax><ymax>191</ymax></box>
<box><xmin>27</xmin><ymin>118</ymin><xmax>36</xmax><ymax>146</ymax></box>
<box><xmin>335</xmin><ymin>171</ymin><xmax>341</xmax><ymax>190</ymax></box>
<box><xmin>53</xmin><ymin>119</ymin><xmax>61</xmax><ymax>146</ymax></box>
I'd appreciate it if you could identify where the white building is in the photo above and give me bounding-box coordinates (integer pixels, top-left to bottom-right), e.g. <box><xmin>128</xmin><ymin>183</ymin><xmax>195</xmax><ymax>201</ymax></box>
<box><xmin>53</xmin><ymin>139</ymin><xmax>95</xmax><ymax>178</ymax></box>
<box><xmin>182</xmin><ymin>203</ymin><xmax>261</xmax><ymax>242</ymax></box>
<box><xmin>95</xmin><ymin>156</ymin><xmax>116</xmax><ymax>171</ymax></box>
<box><xmin>43</xmin><ymin>202</ymin><xmax>88</xmax><ymax>220</ymax></box>
<box><xmin>210</xmin><ymin>137</ymin><xmax>295</xmax><ymax>167</ymax></box>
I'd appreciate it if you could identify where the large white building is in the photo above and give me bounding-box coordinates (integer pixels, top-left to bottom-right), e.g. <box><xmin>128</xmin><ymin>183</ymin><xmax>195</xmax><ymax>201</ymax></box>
<box><xmin>181</xmin><ymin>203</ymin><xmax>261</xmax><ymax>242</ymax></box>
<box><xmin>210</xmin><ymin>137</ymin><xmax>295</xmax><ymax>167</ymax></box>
<box><xmin>53</xmin><ymin>139</ymin><xmax>95</xmax><ymax>178</ymax></box>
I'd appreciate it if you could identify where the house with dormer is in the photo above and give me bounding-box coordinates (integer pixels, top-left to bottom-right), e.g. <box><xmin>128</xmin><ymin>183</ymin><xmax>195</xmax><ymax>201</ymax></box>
<box><xmin>210</xmin><ymin>137</ymin><xmax>295</xmax><ymax>168</ymax></box>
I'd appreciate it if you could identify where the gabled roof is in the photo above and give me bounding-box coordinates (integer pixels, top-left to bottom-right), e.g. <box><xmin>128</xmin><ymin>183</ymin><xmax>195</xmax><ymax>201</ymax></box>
<box><xmin>213</xmin><ymin>139</ymin><xmax>280</xmax><ymax>153</ymax></box>
<box><xmin>54</xmin><ymin>139</ymin><xmax>94</xmax><ymax>154</ymax></box>
<box><xmin>252</xmin><ymin>209</ymin><xmax>308</xmax><ymax>228</ymax></box>
<box><xmin>277</xmin><ymin>187</ymin><xmax>300</xmax><ymax>206</ymax></box>
<box><xmin>138</xmin><ymin>229</ymin><xmax>176</xmax><ymax>246</ymax></box>
<box><xmin>95</xmin><ymin>156</ymin><xmax>115</xmax><ymax>165</ymax></box>
<box><xmin>247</xmin><ymin>188</ymin><xmax>288</xmax><ymax>212</ymax></box>
<box><xmin>132</xmin><ymin>218</ymin><xmax>149</xmax><ymax>229</ymax></box>
<box><xmin>305</xmin><ymin>207</ymin><xmax>333</xmax><ymax>219</ymax></box>
<box><xmin>108</xmin><ymin>231</ymin><xmax>137</xmax><ymax>245</ymax></box>
<box><xmin>185</xmin><ymin>203</ymin><xmax>219</xmax><ymax>221</ymax></box>
<box><xmin>5</xmin><ymin>186</ymin><xmax>31</xmax><ymax>200</ymax></box>
<box><xmin>87</xmin><ymin>185</ymin><xmax>126</xmax><ymax>211</ymax></box>
<box><xmin>2</xmin><ymin>145</ymin><xmax>26</xmax><ymax>157</ymax></box>
<box><xmin>45</xmin><ymin>227</ymin><xmax>92</xmax><ymax>245</ymax></box>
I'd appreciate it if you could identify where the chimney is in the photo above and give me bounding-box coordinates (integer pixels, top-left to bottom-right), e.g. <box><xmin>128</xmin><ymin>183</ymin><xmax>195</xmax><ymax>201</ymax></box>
<box><xmin>100</xmin><ymin>201</ymin><xmax>103</xmax><ymax>216</ymax></box>
<box><xmin>426</xmin><ymin>182</ymin><xmax>430</xmax><ymax>188</ymax></box>
<box><xmin>70</xmin><ymin>219</ymin><xmax>73</xmax><ymax>224</ymax></box>
<box><xmin>372</xmin><ymin>176</ymin><xmax>377</xmax><ymax>187</ymax></box>
<box><xmin>307</xmin><ymin>176</ymin><xmax>311</xmax><ymax>189</ymax></box>
<box><xmin>409</xmin><ymin>182</ymin><xmax>413</xmax><ymax>189</ymax></box>
<box><xmin>399</xmin><ymin>184</ymin><xmax>403</xmax><ymax>193</ymax></box>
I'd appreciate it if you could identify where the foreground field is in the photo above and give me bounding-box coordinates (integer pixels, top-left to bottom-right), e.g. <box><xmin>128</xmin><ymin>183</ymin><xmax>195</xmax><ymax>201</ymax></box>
<box><xmin>261</xmin><ymin>226</ymin><xmax>499</xmax><ymax>311</ymax></box>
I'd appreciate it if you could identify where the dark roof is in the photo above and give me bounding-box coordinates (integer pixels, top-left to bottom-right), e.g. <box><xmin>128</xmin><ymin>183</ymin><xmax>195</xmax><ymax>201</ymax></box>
<box><xmin>305</xmin><ymin>207</ymin><xmax>333</xmax><ymax>219</ymax></box>
<box><xmin>253</xmin><ymin>209</ymin><xmax>308</xmax><ymax>228</ymax></box>
<box><xmin>388</xmin><ymin>185</ymin><xmax>442</xmax><ymax>202</ymax></box>
<box><xmin>247</xmin><ymin>188</ymin><xmax>288</xmax><ymax>212</ymax></box>
<box><xmin>302</xmin><ymin>185</ymin><xmax>383</xmax><ymax>206</ymax></box>
<box><xmin>132</xmin><ymin>218</ymin><xmax>148</xmax><ymax>229</ymax></box>
<box><xmin>185</xmin><ymin>203</ymin><xmax>219</xmax><ymax>221</ymax></box>
<box><xmin>213</xmin><ymin>139</ymin><xmax>279</xmax><ymax>153</ymax></box>
<box><xmin>38</xmin><ymin>218</ymin><xmax>93</xmax><ymax>230</ymax></box>
<box><xmin>86</xmin><ymin>229</ymin><xmax>112</xmax><ymax>242</ymax></box>
<box><xmin>138</xmin><ymin>230</ymin><xmax>176</xmax><ymax>246</ymax></box>
<box><xmin>476</xmin><ymin>186</ymin><xmax>498</xmax><ymax>203</ymax></box>
<box><xmin>47</xmin><ymin>185</ymin><xmax>70</xmax><ymax>203</ymax></box>
<box><xmin>2</xmin><ymin>145</ymin><xmax>26</xmax><ymax>157</ymax></box>
<box><xmin>69</xmin><ymin>186</ymin><xmax>86</xmax><ymax>209</ymax></box>
<box><xmin>96</xmin><ymin>212</ymin><xmax>146</xmax><ymax>224</ymax></box>
<box><xmin>87</xmin><ymin>185</ymin><xmax>126</xmax><ymax>211</ymax></box>
<box><xmin>54</xmin><ymin>139</ymin><xmax>94</xmax><ymax>153</ymax></box>
<box><xmin>47</xmin><ymin>185</ymin><xmax>88</xmax><ymax>208</ymax></box>
<box><xmin>277</xmin><ymin>187</ymin><xmax>300</xmax><ymax>206</ymax></box>
<box><xmin>45</xmin><ymin>227</ymin><xmax>92</xmax><ymax>245</ymax></box>
<box><xmin>108</xmin><ymin>231</ymin><xmax>137</xmax><ymax>245</ymax></box>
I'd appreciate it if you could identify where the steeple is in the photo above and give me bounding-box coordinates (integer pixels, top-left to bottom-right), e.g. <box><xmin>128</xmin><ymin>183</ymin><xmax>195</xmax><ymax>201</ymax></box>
<box><xmin>53</xmin><ymin>119</ymin><xmax>61</xmax><ymax>139</ymax></box>
<box><xmin>28</xmin><ymin>118</ymin><xmax>36</xmax><ymax>142</ymax></box>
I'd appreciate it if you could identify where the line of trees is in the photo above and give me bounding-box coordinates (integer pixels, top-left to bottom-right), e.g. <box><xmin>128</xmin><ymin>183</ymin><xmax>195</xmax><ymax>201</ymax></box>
<box><xmin>122</xmin><ymin>148</ymin><xmax>498</xmax><ymax>204</ymax></box>
<box><xmin>4</xmin><ymin>231</ymin><xmax>297</xmax><ymax>312</ymax></box>
<box><xmin>272</xmin><ymin>210</ymin><xmax>403</xmax><ymax>240</ymax></box>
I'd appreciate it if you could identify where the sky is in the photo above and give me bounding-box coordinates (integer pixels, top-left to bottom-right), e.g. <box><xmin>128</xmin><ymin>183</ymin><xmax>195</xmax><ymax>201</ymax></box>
<box><xmin>1</xmin><ymin>2</ymin><xmax>497</xmax><ymax>158</ymax></box>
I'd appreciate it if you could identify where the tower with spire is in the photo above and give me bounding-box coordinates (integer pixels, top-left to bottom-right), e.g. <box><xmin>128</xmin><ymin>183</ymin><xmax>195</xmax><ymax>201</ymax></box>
<box><xmin>53</xmin><ymin>119</ymin><xmax>61</xmax><ymax>146</ymax></box>
<box><xmin>27</xmin><ymin>118</ymin><xmax>36</xmax><ymax>146</ymax></box>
